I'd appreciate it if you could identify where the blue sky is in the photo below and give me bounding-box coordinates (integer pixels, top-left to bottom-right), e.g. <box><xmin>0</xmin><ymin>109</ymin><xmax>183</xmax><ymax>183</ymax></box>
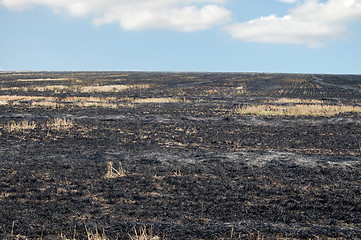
<box><xmin>0</xmin><ymin>0</ymin><xmax>360</xmax><ymax>74</ymax></box>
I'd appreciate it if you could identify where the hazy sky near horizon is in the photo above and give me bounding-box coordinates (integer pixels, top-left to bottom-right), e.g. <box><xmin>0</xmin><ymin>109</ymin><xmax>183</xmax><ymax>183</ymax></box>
<box><xmin>1</xmin><ymin>0</ymin><xmax>361</xmax><ymax>74</ymax></box>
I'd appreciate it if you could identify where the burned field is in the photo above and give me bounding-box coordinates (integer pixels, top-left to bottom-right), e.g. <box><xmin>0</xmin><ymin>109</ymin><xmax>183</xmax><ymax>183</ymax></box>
<box><xmin>0</xmin><ymin>72</ymin><xmax>360</xmax><ymax>239</ymax></box>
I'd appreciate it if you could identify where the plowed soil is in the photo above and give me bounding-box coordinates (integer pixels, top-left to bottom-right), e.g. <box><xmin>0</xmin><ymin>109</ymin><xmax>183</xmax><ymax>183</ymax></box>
<box><xmin>0</xmin><ymin>72</ymin><xmax>360</xmax><ymax>239</ymax></box>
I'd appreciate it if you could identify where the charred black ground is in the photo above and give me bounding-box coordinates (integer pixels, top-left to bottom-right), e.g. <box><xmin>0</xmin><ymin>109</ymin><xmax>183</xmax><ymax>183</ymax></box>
<box><xmin>0</xmin><ymin>72</ymin><xmax>360</xmax><ymax>239</ymax></box>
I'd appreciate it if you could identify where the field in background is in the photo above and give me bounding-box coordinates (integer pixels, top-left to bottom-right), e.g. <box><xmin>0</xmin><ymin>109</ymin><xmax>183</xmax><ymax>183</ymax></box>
<box><xmin>0</xmin><ymin>72</ymin><xmax>360</xmax><ymax>239</ymax></box>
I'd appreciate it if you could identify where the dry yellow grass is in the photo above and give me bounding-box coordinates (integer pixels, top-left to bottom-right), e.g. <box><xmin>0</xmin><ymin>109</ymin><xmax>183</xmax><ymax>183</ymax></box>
<box><xmin>61</xmin><ymin>96</ymin><xmax>117</xmax><ymax>103</ymax></box>
<box><xmin>71</xmin><ymin>102</ymin><xmax>119</xmax><ymax>108</ymax></box>
<box><xmin>3</xmin><ymin>120</ymin><xmax>37</xmax><ymax>132</ymax></box>
<box><xmin>45</xmin><ymin>118</ymin><xmax>74</xmax><ymax>131</ymax></box>
<box><xmin>205</xmin><ymin>89</ymin><xmax>219</xmax><ymax>94</ymax></box>
<box><xmin>79</xmin><ymin>84</ymin><xmax>149</xmax><ymax>93</ymax></box>
<box><xmin>104</xmin><ymin>161</ymin><xmax>126</xmax><ymax>179</ymax></box>
<box><xmin>79</xmin><ymin>85</ymin><xmax>130</xmax><ymax>93</ymax></box>
<box><xmin>34</xmin><ymin>85</ymin><xmax>69</xmax><ymax>92</ymax></box>
<box><xmin>0</xmin><ymin>95</ymin><xmax>54</xmax><ymax>101</ymax></box>
<box><xmin>237</xmin><ymin>104</ymin><xmax>361</xmax><ymax>116</ymax></box>
<box><xmin>0</xmin><ymin>95</ymin><xmax>133</xmax><ymax>109</ymax></box>
<box><xmin>267</xmin><ymin>98</ymin><xmax>327</xmax><ymax>104</ymax></box>
<box><xmin>8</xmin><ymin>225</ymin><xmax>161</xmax><ymax>240</ymax></box>
<box><xmin>1</xmin><ymin>118</ymin><xmax>75</xmax><ymax>132</ymax></box>
<box><xmin>129</xmin><ymin>226</ymin><xmax>161</xmax><ymax>240</ymax></box>
<box><xmin>84</xmin><ymin>226</ymin><xmax>108</xmax><ymax>240</ymax></box>
<box><xmin>31</xmin><ymin>101</ymin><xmax>58</xmax><ymax>109</ymax></box>
<box><xmin>2</xmin><ymin>84</ymin><xmax>149</xmax><ymax>93</ymax></box>
<box><xmin>131</xmin><ymin>97</ymin><xmax>187</xmax><ymax>103</ymax></box>
<box><xmin>2</xmin><ymin>85</ymin><xmax>68</xmax><ymax>92</ymax></box>
<box><xmin>16</xmin><ymin>78</ymin><xmax>71</xmax><ymax>82</ymax></box>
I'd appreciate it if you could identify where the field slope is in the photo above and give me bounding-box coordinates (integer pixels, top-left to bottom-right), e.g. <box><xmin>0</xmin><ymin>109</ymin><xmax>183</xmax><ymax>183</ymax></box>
<box><xmin>0</xmin><ymin>72</ymin><xmax>360</xmax><ymax>239</ymax></box>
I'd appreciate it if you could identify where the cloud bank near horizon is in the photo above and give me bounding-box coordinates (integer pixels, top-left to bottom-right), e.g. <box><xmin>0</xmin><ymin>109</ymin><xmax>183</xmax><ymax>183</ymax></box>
<box><xmin>0</xmin><ymin>0</ymin><xmax>231</xmax><ymax>31</ymax></box>
<box><xmin>1</xmin><ymin>0</ymin><xmax>361</xmax><ymax>47</ymax></box>
<box><xmin>225</xmin><ymin>0</ymin><xmax>361</xmax><ymax>48</ymax></box>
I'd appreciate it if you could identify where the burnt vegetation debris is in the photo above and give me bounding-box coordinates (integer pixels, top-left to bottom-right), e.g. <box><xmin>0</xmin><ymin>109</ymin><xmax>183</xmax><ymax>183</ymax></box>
<box><xmin>0</xmin><ymin>72</ymin><xmax>360</xmax><ymax>239</ymax></box>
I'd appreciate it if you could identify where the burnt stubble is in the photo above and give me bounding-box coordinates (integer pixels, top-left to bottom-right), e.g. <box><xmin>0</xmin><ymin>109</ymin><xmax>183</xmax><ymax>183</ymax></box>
<box><xmin>0</xmin><ymin>72</ymin><xmax>360</xmax><ymax>239</ymax></box>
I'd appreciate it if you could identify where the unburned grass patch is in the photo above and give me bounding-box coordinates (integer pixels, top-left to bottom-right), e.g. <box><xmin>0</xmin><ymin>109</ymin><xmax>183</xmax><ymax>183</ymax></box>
<box><xmin>2</xmin><ymin>85</ymin><xmax>68</xmax><ymax>93</ymax></box>
<box><xmin>131</xmin><ymin>97</ymin><xmax>188</xmax><ymax>104</ymax></box>
<box><xmin>7</xmin><ymin>221</ymin><xmax>163</xmax><ymax>240</ymax></box>
<box><xmin>104</xmin><ymin>161</ymin><xmax>126</xmax><ymax>179</ymax></box>
<box><xmin>60</xmin><ymin>96</ymin><xmax>124</xmax><ymax>108</ymax></box>
<box><xmin>45</xmin><ymin>118</ymin><xmax>74</xmax><ymax>131</ymax></box>
<box><xmin>31</xmin><ymin>101</ymin><xmax>58</xmax><ymax>109</ymax></box>
<box><xmin>0</xmin><ymin>95</ymin><xmax>55</xmax><ymax>101</ymax></box>
<box><xmin>78</xmin><ymin>85</ymin><xmax>128</xmax><ymax>93</ymax></box>
<box><xmin>236</xmin><ymin>104</ymin><xmax>361</xmax><ymax>116</ymax></box>
<box><xmin>60</xmin><ymin>96</ymin><xmax>117</xmax><ymax>103</ymax></box>
<box><xmin>1</xmin><ymin>118</ymin><xmax>75</xmax><ymax>133</ymax></box>
<box><xmin>3</xmin><ymin>120</ymin><xmax>37</xmax><ymax>132</ymax></box>
<box><xmin>2</xmin><ymin>84</ymin><xmax>150</xmax><ymax>94</ymax></box>
<box><xmin>16</xmin><ymin>78</ymin><xmax>71</xmax><ymax>82</ymax></box>
<box><xmin>0</xmin><ymin>95</ymin><xmax>134</xmax><ymax>109</ymax></box>
<box><xmin>77</xmin><ymin>84</ymin><xmax>150</xmax><ymax>93</ymax></box>
<box><xmin>266</xmin><ymin>98</ymin><xmax>327</xmax><ymax>104</ymax></box>
<box><xmin>129</xmin><ymin>226</ymin><xmax>161</xmax><ymax>240</ymax></box>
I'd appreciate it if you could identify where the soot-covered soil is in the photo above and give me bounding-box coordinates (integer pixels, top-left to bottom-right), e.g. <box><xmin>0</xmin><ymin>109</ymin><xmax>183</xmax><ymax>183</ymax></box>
<box><xmin>0</xmin><ymin>72</ymin><xmax>360</xmax><ymax>239</ymax></box>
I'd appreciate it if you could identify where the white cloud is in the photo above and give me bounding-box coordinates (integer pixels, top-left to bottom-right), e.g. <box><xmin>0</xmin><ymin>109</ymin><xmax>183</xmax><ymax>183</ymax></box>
<box><xmin>0</xmin><ymin>0</ymin><xmax>231</xmax><ymax>31</ymax></box>
<box><xmin>277</xmin><ymin>0</ymin><xmax>298</xmax><ymax>3</ymax></box>
<box><xmin>225</xmin><ymin>0</ymin><xmax>361</xmax><ymax>47</ymax></box>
